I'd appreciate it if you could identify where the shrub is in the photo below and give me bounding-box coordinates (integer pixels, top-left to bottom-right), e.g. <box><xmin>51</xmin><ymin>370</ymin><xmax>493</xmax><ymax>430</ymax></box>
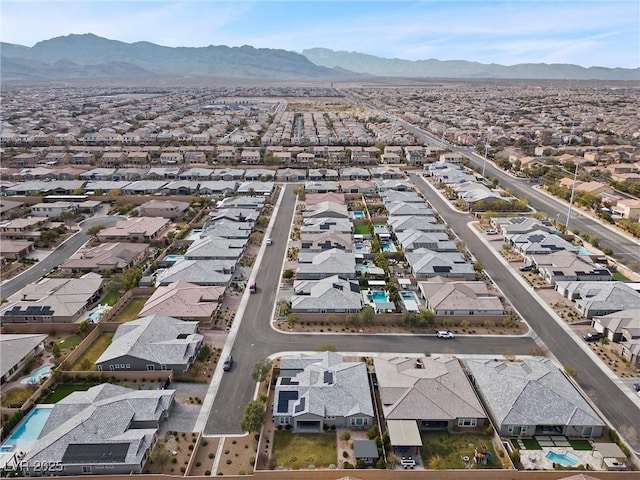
<box><xmin>226</xmin><ymin>459</ymin><xmax>232</xmax><ymax>465</ymax></box>
<box><xmin>171</xmin><ymin>458</ymin><xmax>178</xmax><ymax>464</ymax></box>
<box><xmin>341</xmin><ymin>431</ymin><xmax>351</xmax><ymax>441</ymax></box>
<box><xmin>204</xmin><ymin>471</ymin><xmax>211</xmax><ymax>475</ymax></box>
<box><xmin>195</xmin><ymin>462</ymin><xmax>201</xmax><ymax>467</ymax></box>
<box><xmin>342</xmin><ymin>451</ymin><xmax>349</xmax><ymax>458</ymax></box>
<box><xmin>208</xmin><ymin>453</ymin><xmax>215</xmax><ymax>459</ymax></box>
<box><xmin>343</xmin><ymin>461</ymin><xmax>354</xmax><ymax>469</ymax></box>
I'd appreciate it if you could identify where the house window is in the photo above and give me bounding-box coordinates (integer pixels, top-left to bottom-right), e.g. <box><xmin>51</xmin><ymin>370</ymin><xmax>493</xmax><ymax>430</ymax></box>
<box><xmin>458</xmin><ymin>418</ymin><xmax>477</xmax><ymax>427</ymax></box>
<box><xmin>350</xmin><ymin>417</ymin><xmax>368</xmax><ymax>427</ymax></box>
<box><xmin>147</xmin><ymin>365</ymin><xmax>155</xmax><ymax>371</ymax></box>
<box><xmin>82</xmin><ymin>466</ymin><xmax>92</xmax><ymax>474</ymax></box>
<box><xmin>279</xmin><ymin>417</ymin><xmax>289</xmax><ymax>425</ymax></box>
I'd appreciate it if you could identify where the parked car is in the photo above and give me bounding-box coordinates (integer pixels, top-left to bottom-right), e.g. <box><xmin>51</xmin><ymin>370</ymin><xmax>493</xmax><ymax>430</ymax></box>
<box><xmin>583</xmin><ymin>332</ymin><xmax>604</xmax><ymax>342</ymax></box>
<box><xmin>519</xmin><ymin>264</ymin><xmax>534</xmax><ymax>272</ymax></box>
<box><xmin>632</xmin><ymin>382</ymin><xmax>640</xmax><ymax>392</ymax></box>
<box><xmin>436</xmin><ymin>330</ymin><xmax>454</xmax><ymax>339</ymax></box>
<box><xmin>223</xmin><ymin>355</ymin><xmax>233</xmax><ymax>371</ymax></box>
<box><xmin>486</xmin><ymin>229</ymin><xmax>499</xmax><ymax>235</ymax></box>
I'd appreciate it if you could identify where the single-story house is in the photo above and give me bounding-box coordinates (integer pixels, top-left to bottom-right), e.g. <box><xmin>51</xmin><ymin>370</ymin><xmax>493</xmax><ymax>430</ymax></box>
<box><xmin>417</xmin><ymin>279</ymin><xmax>504</xmax><ymax>315</ymax></box>
<box><xmin>60</xmin><ymin>242</ymin><xmax>149</xmax><ymax>274</ymax></box>
<box><xmin>0</xmin><ymin>334</ymin><xmax>47</xmax><ymax>384</ymax></box>
<box><xmin>139</xmin><ymin>281</ymin><xmax>224</xmax><ymax>322</ymax></box>
<box><xmin>291</xmin><ymin>275</ymin><xmax>363</xmax><ymax>313</ymax></box>
<box><xmin>97</xmin><ymin>217</ymin><xmax>170</xmax><ymax>242</ymax></box>
<box><xmin>139</xmin><ymin>200</ymin><xmax>190</xmax><ymax>218</ymax></box>
<box><xmin>273</xmin><ymin>352</ymin><xmax>374</xmax><ymax>432</ymax></box>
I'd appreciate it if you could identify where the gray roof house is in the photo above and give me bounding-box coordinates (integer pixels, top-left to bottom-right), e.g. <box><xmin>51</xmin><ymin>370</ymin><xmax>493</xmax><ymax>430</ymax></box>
<box><xmin>304</xmin><ymin>181</ymin><xmax>340</xmax><ymax>194</ymax></box>
<box><xmin>96</xmin><ymin>314</ymin><xmax>203</xmax><ymax>373</ymax></box>
<box><xmin>211</xmin><ymin>208</ymin><xmax>259</xmax><ymax>223</ymax></box>
<box><xmin>201</xmin><ymin>220</ymin><xmax>253</xmax><ymax>239</ymax></box>
<box><xmin>380</xmin><ymin>190</ymin><xmax>424</xmax><ymax>204</ymax></box>
<box><xmin>297</xmin><ymin>249</ymin><xmax>356</xmax><ymax>280</ymax></box>
<box><xmin>374</xmin><ymin>355</ymin><xmax>487</xmax><ymax>432</ymax></box>
<box><xmin>591</xmin><ymin>309</ymin><xmax>640</xmax><ymax>343</ymax></box>
<box><xmin>417</xmin><ymin>279</ymin><xmax>504</xmax><ymax>315</ymax></box>
<box><xmin>161</xmin><ymin>180</ymin><xmax>200</xmax><ymax>195</ymax></box>
<box><xmin>156</xmin><ymin>259</ymin><xmax>234</xmax><ymax>287</ymax></box>
<box><xmin>465</xmin><ymin>357</ymin><xmax>605</xmax><ymax>438</ymax></box>
<box><xmin>184</xmin><ymin>236</ymin><xmax>246</xmax><ymax>261</ymax></box>
<box><xmin>555</xmin><ymin>281</ymin><xmax>640</xmax><ymax>318</ymax></box>
<box><xmin>406</xmin><ymin>249</ymin><xmax>475</xmax><ymax>280</ymax></box>
<box><xmin>300</xmin><ymin>232</ymin><xmax>353</xmax><ymax>252</ymax></box>
<box><xmin>531</xmin><ymin>251</ymin><xmax>611</xmax><ymax>285</ymax></box>
<box><xmin>291</xmin><ymin>275</ymin><xmax>364</xmax><ymax>313</ymax></box>
<box><xmin>198</xmin><ymin>181</ymin><xmax>238</xmax><ymax>196</ymax></box>
<box><xmin>273</xmin><ymin>352</ymin><xmax>374</xmax><ymax>432</ymax></box>
<box><xmin>121</xmin><ymin>180</ymin><xmax>168</xmax><ymax>195</ymax></box>
<box><xmin>507</xmin><ymin>230</ymin><xmax>577</xmax><ymax>255</ymax></box>
<box><xmin>492</xmin><ymin>216</ymin><xmax>554</xmax><ymax>235</ymax></box>
<box><xmin>217</xmin><ymin>196</ymin><xmax>265</xmax><ymax>210</ymax></box>
<box><xmin>340</xmin><ymin>167</ymin><xmax>371</xmax><ymax>180</ymax></box>
<box><xmin>21</xmin><ymin>384</ymin><xmax>175</xmax><ymax>475</ymax></box>
<box><xmin>388</xmin><ymin>215</ymin><xmax>446</xmax><ymax>233</ymax></box>
<box><xmin>396</xmin><ymin>230</ymin><xmax>457</xmax><ymax>252</ymax></box>
<box><xmin>277</xmin><ymin>168</ymin><xmax>306</xmax><ymax>182</ymax></box>
<box><xmin>301</xmin><ymin>217</ymin><xmax>354</xmax><ymax>235</ymax></box>
<box><xmin>237</xmin><ymin>181</ymin><xmax>274</xmax><ymax>195</ymax></box>
<box><xmin>0</xmin><ymin>334</ymin><xmax>47</xmax><ymax>384</ymax></box>
<box><xmin>244</xmin><ymin>169</ymin><xmax>275</xmax><ymax>181</ymax></box>
<box><xmin>375</xmin><ymin>179</ymin><xmax>413</xmax><ymax>192</ymax></box>
<box><xmin>386</xmin><ymin>201</ymin><xmax>434</xmax><ymax>217</ymax></box>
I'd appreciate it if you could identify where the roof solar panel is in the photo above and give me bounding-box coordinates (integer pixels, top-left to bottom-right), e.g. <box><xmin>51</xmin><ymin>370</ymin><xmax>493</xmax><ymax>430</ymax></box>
<box><xmin>277</xmin><ymin>391</ymin><xmax>298</xmax><ymax>413</ymax></box>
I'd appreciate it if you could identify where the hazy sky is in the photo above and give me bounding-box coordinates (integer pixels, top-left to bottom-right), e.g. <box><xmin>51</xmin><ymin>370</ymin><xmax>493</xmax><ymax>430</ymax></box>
<box><xmin>2</xmin><ymin>1</ymin><xmax>638</xmax><ymax>68</ymax></box>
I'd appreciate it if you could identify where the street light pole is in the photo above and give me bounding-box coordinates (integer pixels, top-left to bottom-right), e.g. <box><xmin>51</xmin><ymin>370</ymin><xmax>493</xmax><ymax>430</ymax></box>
<box><xmin>565</xmin><ymin>163</ymin><xmax>579</xmax><ymax>232</ymax></box>
<box><xmin>482</xmin><ymin>142</ymin><xmax>489</xmax><ymax>178</ymax></box>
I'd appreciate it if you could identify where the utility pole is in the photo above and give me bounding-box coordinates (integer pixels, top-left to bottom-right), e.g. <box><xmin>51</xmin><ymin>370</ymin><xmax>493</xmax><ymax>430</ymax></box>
<box><xmin>565</xmin><ymin>163</ymin><xmax>579</xmax><ymax>231</ymax></box>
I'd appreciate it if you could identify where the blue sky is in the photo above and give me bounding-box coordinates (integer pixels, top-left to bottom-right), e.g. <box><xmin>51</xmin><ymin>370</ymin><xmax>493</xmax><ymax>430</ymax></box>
<box><xmin>2</xmin><ymin>1</ymin><xmax>638</xmax><ymax>68</ymax></box>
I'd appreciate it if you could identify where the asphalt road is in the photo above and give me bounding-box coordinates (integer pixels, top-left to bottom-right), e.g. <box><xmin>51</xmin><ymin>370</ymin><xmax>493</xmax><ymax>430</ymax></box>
<box><xmin>204</xmin><ymin>184</ymin><xmax>537</xmax><ymax>435</ymax></box>
<box><xmin>0</xmin><ymin>215</ymin><xmax>122</xmax><ymax>299</ymax></box>
<box><xmin>398</xmin><ymin>120</ymin><xmax>640</xmax><ymax>273</ymax></box>
<box><xmin>409</xmin><ymin>172</ymin><xmax>640</xmax><ymax>454</ymax></box>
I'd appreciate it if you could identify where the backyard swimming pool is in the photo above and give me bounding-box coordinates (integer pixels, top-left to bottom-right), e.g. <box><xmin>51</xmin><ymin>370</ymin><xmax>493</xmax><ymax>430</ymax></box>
<box><xmin>1</xmin><ymin>405</ymin><xmax>53</xmax><ymax>451</ymax></box>
<box><xmin>184</xmin><ymin>229</ymin><xmax>202</xmax><ymax>241</ymax></box>
<box><xmin>87</xmin><ymin>303</ymin><xmax>111</xmax><ymax>322</ymax></box>
<box><xmin>19</xmin><ymin>365</ymin><xmax>51</xmax><ymax>385</ymax></box>
<box><xmin>163</xmin><ymin>254</ymin><xmax>185</xmax><ymax>262</ymax></box>
<box><xmin>545</xmin><ymin>450</ymin><xmax>580</xmax><ymax>467</ymax></box>
<box><xmin>368</xmin><ymin>290</ymin><xmax>389</xmax><ymax>303</ymax></box>
<box><xmin>351</xmin><ymin>211</ymin><xmax>366</xmax><ymax>219</ymax></box>
<box><xmin>399</xmin><ymin>290</ymin><xmax>421</xmax><ymax>312</ymax></box>
<box><xmin>380</xmin><ymin>241</ymin><xmax>397</xmax><ymax>252</ymax></box>
<box><xmin>354</xmin><ymin>243</ymin><xmax>371</xmax><ymax>254</ymax></box>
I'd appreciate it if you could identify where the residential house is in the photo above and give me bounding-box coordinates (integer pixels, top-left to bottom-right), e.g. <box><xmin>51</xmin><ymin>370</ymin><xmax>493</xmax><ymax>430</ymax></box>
<box><xmin>244</xmin><ymin>169</ymin><xmax>275</xmax><ymax>181</ymax></box>
<box><xmin>0</xmin><ymin>334</ymin><xmax>47</xmax><ymax>384</ymax></box>
<box><xmin>380</xmin><ymin>190</ymin><xmax>424</xmax><ymax>204</ymax></box>
<box><xmin>0</xmin><ymin>240</ymin><xmax>35</xmax><ymax>260</ymax></box>
<box><xmin>31</xmin><ymin>202</ymin><xmax>78</xmax><ymax>218</ymax></box>
<box><xmin>272</xmin><ymin>352</ymin><xmax>374</xmax><ymax>432</ymax></box>
<box><xmin>370</xmin><ymin>167</ymin><xmax>404</xmax><ymax>179</ymax></box>
<box><xmin>121</xmin><ymin>180</ymin><xmax>168</xmax><ymax>195</ymax></box>
<box><xmin>139</xmin><ymin>200</ymin><xmax>190</xmax><ymax>219</ymax></box>
<box><xmin>146</xmin><ymin>167</ymin><xmax>180</xmax><ymax>180</ymax></box>
<box><xmin>304</xmin><ymin>181</ymin><xmax>340</xmax><ymax>194</ymax></box>
<box><xmin>439</xmin><ymin>152</ymin><xmax>466</xmax><ymax>165</ymax></box>
<box><xmin>308</xmin><ymin>168</ymin><xmax>339</xmax><ymax>181</ymax></box>
<box><xmin>184</xmin><ymin>151</ymin><xmax>206</xmax><ymax>164</ymax></box>
<box><xmin>139</xmin><ymin>281</ymin><xmax>225</xmax><ymax>322</ymax></box>
<box><xmin>375</xmin><ymin>179</ymin><xmax>413</xmax><ymax>192</ymax></box>
<box><xmin>304</xmin><ymin>192</ymin><xmax>345</xmax><ymax>206</ymax></box>
<box><xmin>530</xmin><ymin>251</ymin><xmax>611</xmax><ymax>285</ymax></box>
<box><xmin>79</xmin><ymin>168</ymin><xmax>117</xmax><ymax>181</ymax></box>
<box><xmin>300</xmin><ymin>232</ymin><xmax>353</xmax><ymax>252</ymax></box>
<box><xmin>507</xmin><ymin>230</ymin><xmax>577</xmax><ymax>255</ymax></box>
<box><xmin>21</xmin><ymin>384</ymin><xmax>174</xmax><ymax>475</ymax></box>
<box><xmin>374</xmin><ymin>355</ymin><xmax>487</xmax><ymax>432</ymax></box>
<box><xmin>297</xmin><ymin>249</ymin><xmax>356</xmax><ymax>280</ymax></box>
<box><xmin>291</xmin><ymin>275</ymin><xmax>363</xmax><ymax>313</ymax></box>
<box><xmin>388</xmin><ymin>215</ymin><xmax>446</xmax><ymax>234</ymax></box>
<box><xmin>112</xmin><ymin>167</ymin><xmax>148</xmax><ymax>181</ymax></box>
<box><xmin>202</xmin><ymin>220</ymin><xmax>253</xmax><ymax>240</ymax></box>
<box><xmin>0</xmin><ymin>217</ymin><xmax>48</xmax><ymax>241</ymax></box>
<box><xmin>160</xmin><ymin>151</ymin><xmax>183</xmax><ymax>165</ymax></box>
<box><xmin>396</xmin><ymin>230</ymin><xmax>457</xmax><ymax>252</ymax></box>
<box><xmin>156</xmin><ymin>260</ymin><xmax>233</xmax><ymax>287</ymax></box>
<box><xmin>303</xmin><ymin>201</ymin><xmax>349</xmax><ymax>219</ymax></box>
<box><xmin>211</xmin><ymin>208</ymin><xmax>258</xmax><ymax>223</ymax></box>
<box><xmin>611</xmin><ymin>198</ymin><xmax>640</xmax><ymax>221</ymax></box>
<box><xmin>278</xmin><ymin>168</ymin><xmax>306</xmax><ymax>182</ymax></box>
<box><xmin>198</xmin><ymin>181</ymin><xmax>238</xmax><ymax>196</ymax></box>
<box><xmin>465</xmin><ymin>357</ymin><xmax>605</xmax><ymax>438</ymax></box>
<box><xmin>386</xmin><ymin>201</ymin><xmax>434</xmax><ymax>217</ymax></box>
<box><xmin>212</xmin><ymin>168</ymin><xmax>244</xmax><ymax>181</ymax></box>
<box><xmin>217</xmin><ymin>196</ymin><xmax>265</xmax><ymax>210</ymax></box>
<box><xmin>591</xmin><ymin>310</ymin><xmax>640</xmax><ymax>343</ymax></box>
<box><xmin>240</xmin><ymin>150</ymin><xmax>262</xmax><ymax>165</ymax></box>
<box><xmin>179</xmin><ymin>168</ymin><xmax>213</xmax><ymax>180</ymax></box>
<box><xmin>100</xmin><ymin>151</ymin><xmax>127</xmax><ymax>167</ymax></box>
<box><xmin>417</xmin><ymin>279</ymin><xmax>504</xmax><ymax>315</ymax></box>
<box><xmin>96</xmin><ymin>314</ymin><xmax>203</xmax><ymax>373</ymax></box>
<box><xmin>97</xmin><ymin>217</ymin><xmax>170</xmax><ymax>242</ymax></box>
<box><xmin>0</xmin><ymin>273</ymin><xmax>104</xmax><ymax>324</ymax></box>
<box><xmin>237</xmin><ymin>181</ymin><xmax>274</xmax><ymax>195</ymax></box>
<box><xmin>0</xmin><ymin>199</ymin><xmax>25</xmax><ymax>218</ymax></box>
<box><xmin>406</xmin><ymin>249</ymin><xmax>475</xmax><ymax>280</ymax></box>
<box><xmin>184</xmin><ymin>236</ymin><xmax>246</xmax><ymax>262</ymax></box>
<box><xmin>340</xmin><ymin>180</ymin><xmax>376</xmax><ymax>194</ymax></box>
<box><xmin>340</xmin><ymin>167</ymin><xmax>371</xmax><ymax>180</ymax></box>
<box><xmin>492</xmin><ymin>216</ymin><xmax>554</xmax><ymax>235</ymax></box>
<box><xmin>162</xmin><ymin>180</ymin><xmax>200</xmax><ymax>195</ymax></box>
<box><xmin>301</xmin><ymin>218</ymin><xmax>353</xmax><ymax>235</ymax></box>
<box><xmin>555</xmin><ymin>281</ymin><xmax>640</xmax><ymax>318</ymax></box>
<box><xmin>60</xmin><ymin>242</ymin><xmax>148</xmax><ymax>274</ymax></box>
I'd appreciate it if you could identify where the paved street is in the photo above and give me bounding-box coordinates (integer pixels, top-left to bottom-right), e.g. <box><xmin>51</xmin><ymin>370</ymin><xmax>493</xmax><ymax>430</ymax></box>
<box><xmin>409</xmin><ymin>172</ymin><xmax>640</xmax><ymax>454</ymax></box>
<box><xmin>0</xmin><ymin>215</ymin><xmax>122</xmax><ymax>299</ymax></box>
<box><xmin>204</xmin><ymin>184</ymin><xmax>537</xmax><ymax>435</ymax></box>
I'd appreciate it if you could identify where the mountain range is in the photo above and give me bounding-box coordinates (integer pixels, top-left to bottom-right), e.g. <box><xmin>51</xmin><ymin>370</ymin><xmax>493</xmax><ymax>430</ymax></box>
<box><xmin>1</xmin><ymin>34</ymin><xmax>637</xmax><ymax>83</ymax></box>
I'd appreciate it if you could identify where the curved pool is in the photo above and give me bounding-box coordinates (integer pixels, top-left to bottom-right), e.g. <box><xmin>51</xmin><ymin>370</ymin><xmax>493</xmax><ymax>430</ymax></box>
<box><xmin>20</xmin><ymin>365</ymin><xmax>51</xmax><ymax>385</ymax></box>
<box><xmin>545</xmin><ymin>450</ymin><xmax>580</xmax><ymax>467</ymax></box>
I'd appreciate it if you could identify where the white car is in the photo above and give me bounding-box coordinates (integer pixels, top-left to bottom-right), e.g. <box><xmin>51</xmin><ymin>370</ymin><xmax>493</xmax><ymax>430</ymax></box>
<box><xmin>266</xmin><ymin>238</ymin><xmax>272</xmax><ymax>246</ymax></box>
<box><xmin>436</xmin><ymin>330</ymin><xmax>454</xmax><ymax>339</ymax></box>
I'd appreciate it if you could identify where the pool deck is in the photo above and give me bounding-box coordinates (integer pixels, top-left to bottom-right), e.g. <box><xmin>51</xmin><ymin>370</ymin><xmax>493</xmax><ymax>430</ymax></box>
<box><xmin>519</xmin><ymin>446</ymin><xmax>604</xmax><ymax>471</ymax></box>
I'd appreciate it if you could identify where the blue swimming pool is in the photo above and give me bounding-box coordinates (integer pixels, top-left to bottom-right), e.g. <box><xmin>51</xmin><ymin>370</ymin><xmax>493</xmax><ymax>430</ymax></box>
<box><xmin>576</xmin><ymin>247</ymin><xmax>594</xmax><ymax>256</ymax></box>
<box><xmin>545</xmin><ymin>450</ymin><xmax>580</xmax><ymax>467</ymax></box>
<box><xmin>163</xmin><ymin>254</ymin><xmax>185</xmax><ymax>262</ymax></box>
<box><xmin>1</xmin><ymin>406</ymin><xmax>53</xmax><ymax>451</ymax></box>
<box><xmin>87</xmin><ymin>304</ymin><xmax>111</xmax><ymax>323</ymax></box>
<box><xmin>19</xmin><ymin>365</ymin><xmax>51</xmax><ymax>385</ymax></box>
<box><xmin>380</xmin><ymin>241</ymin><xmax>397</xmax><ymax>252</ymax></box>
<box><xmin>369</xmin><ymin>290</ymin><xmax>389</xmax><ymax>303</ymax></box>
<box><xmin>351</xmin><ymin>211</ymin><xmax>365</xmax><ymax>219</ymax></box>
<box><xmin>354</xmin><ymin>243</ymin><xmax>370</xmax><ymax>254</ymax></box>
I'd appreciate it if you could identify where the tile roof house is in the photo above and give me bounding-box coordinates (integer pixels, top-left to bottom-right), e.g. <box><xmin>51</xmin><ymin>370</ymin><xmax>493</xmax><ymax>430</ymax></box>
<box><xmin>139</xmin><ymin>282</ymin><xmax>224</xmax><ymax>322</ymax></box>
<box><xmin>340</xmin><ymin>180</ymin><xmax>376</xmax><ymax>194</ymax></box>
<box><xmin>396</xmin><ymin>230</ymin><xmax>457</xmax><ymax>252</ymax></box>
<box><xmin>303</xmin><ymin>201</ymin><xmax>349</xmax><ymax>219</ymax></box>
<box><xmin>97</xmin><ymin>217</ymin><xmax>170</xmax><ymax>242</ymax></box>
<box><xmin>96</xmin><ymin>314</ymin><xmax>203</xmax><ymax>372</ymax></box>
<box><xmin>273</xmin><ymin>352</ymin><xmax>374</xmax><ymax>432</ymax></box>
<box><xmin>22</xmin><ymin>384</ymin><xmax>175</xmax><ymax>475</ymax></box>
<box><xmin>555</xmin><ymin>281</ymin><xmax>640</xmax><ymax>318</ymax></box>
<box><xmin>0</xmin><ymin>334</ymin><xmax>47</xmax><ymax>384</ymax></box>
<box><xmin>465</xmin><ymin>357</ymin><xmax>605</xmax><ymax>438</ymax></box>
<box><xmin>139</xmin><ymin>200</ymin><xmax>190</xmax><ymax>219</ymax></box>
<box><xmin>60</xmin><ymin>242</ymin><xmax>149</xmax><ymax>274</ymax></box>
<box><xmin>297</xmin><ymin>249</ymin><xmax>356</xmax><ymax>280</ymax></box>
<box><xmin>156</xmin><ymin>259</ymin><xmax>234</xmax><ymax>287</ymax></box>
<box><xmin>374</xmin><ymin>355</ymin><xmax>487</xmax><ymax>432</ymax></box>
<box><xmin>291</xmin><ymin>275</ymin><xmax>363</xmax><ymax>313</ymax></box>
<box><xmin>1</xmin><ymin>273</ymin><xmax>104</xmax><ymax>324</ymax></box>
<box><xmin>300</xmin><ymin>232</ymin><xmax>353</xmax><ymax>252</ymax></box>
<box><xmin>304</xmin><ymin>192</ymin><xmax>346</xmax><ymax>206</ymax></box>
<box><xmin>531</xmin><ymin>251</ymin><xmax>611</xmax><ymax>285</ymax></box>
<box><xmin>417</xmin><ymin>279</ymin><xmax>504</xmax><ymax>315</ymax></box>
<box><xmin>406</xmin><ymin>249</ymin><xmax>475</xmax><ymax>280</ymax></box>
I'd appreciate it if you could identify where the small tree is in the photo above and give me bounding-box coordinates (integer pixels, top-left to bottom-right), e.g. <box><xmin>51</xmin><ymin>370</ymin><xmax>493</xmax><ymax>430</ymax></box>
<box><xmin>51</xmin><ymin>342</ymin><xmax>61</xmax><ymax>359</ymax></box>
<box><xmin>86</xmin><ymin>224</ymin><xmax>106</xmax><ymax>238</ymax></box>
<box><xmin>251</xmin><ymin>358</ymin><xmax>273</xmax><ymax>383</ymax></box>
<box><xmin>76</xmin><ymin>320</ymin><xmax>91</xmax><ymax>337</ymax></box>
<box><xmin>359</xmin><ymin>306</ymin><xmax>375</xmax><ymax>325</ymax></box>
<box><xmin>240</xmin><ymin>400</ymin><xmax>266</xmax><ymax>433</ymax></box>
<box><xmin>150</xmin><ymin>442</ymin><xmax>171</xmax><ymax>472</ymax></box>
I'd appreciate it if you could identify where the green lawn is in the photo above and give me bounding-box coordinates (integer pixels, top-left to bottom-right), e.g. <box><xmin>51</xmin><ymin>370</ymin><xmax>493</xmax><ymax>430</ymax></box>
<box><xmin>353</xmin><ymin>224</ymin><xmax>370</xmax><ymax>235</ymax></box>
<box><xmin>421</xmin><ymin>432</ymin><xmax>503</xmax><ymax>469</ymax></box>
<box><xmin>113</xmin><ymin>297</ymin><xmax>148</xmax><ymax>322</ymax></box>
<box><xmin>521</xmin><ymin>438</ymin><xmax>541</xmax><ymax>450</ymax></box>
<box><xmin>612</xmin><ymin>272</ymin><xmax>630</xmax><ymax>282</ymax></box>
<box><xmin>42</xmin><ymin>383</ymin><xmax>97</xmax><ymax>403</ymax></box>
<box><xmin>272</xmin><ymin>431</ymin><xmax>336</xmax><ymax>469</ymax></box>
<box><xmin>1</xmin><ymin>387</ymin><xmax>34</xmax><ymax>408</ymax></box>
<box><xmin>100</xmin><ymin>291</ymin><xmax>120</xmax><ymax>306</ymax></box>
<box><xmin>58</xmin><ymin>334</ymin><xmax>83</xmax><ymax>350</ymax></box>
<box><xmin>68</xmin><ymin>332</ymin><xmax>114</xmax><ymax>371</ymax></box>
<box><xmin>568</xmin><ymin>439</ymin><xmax>593</xmax><ymax>451</ymax></box>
